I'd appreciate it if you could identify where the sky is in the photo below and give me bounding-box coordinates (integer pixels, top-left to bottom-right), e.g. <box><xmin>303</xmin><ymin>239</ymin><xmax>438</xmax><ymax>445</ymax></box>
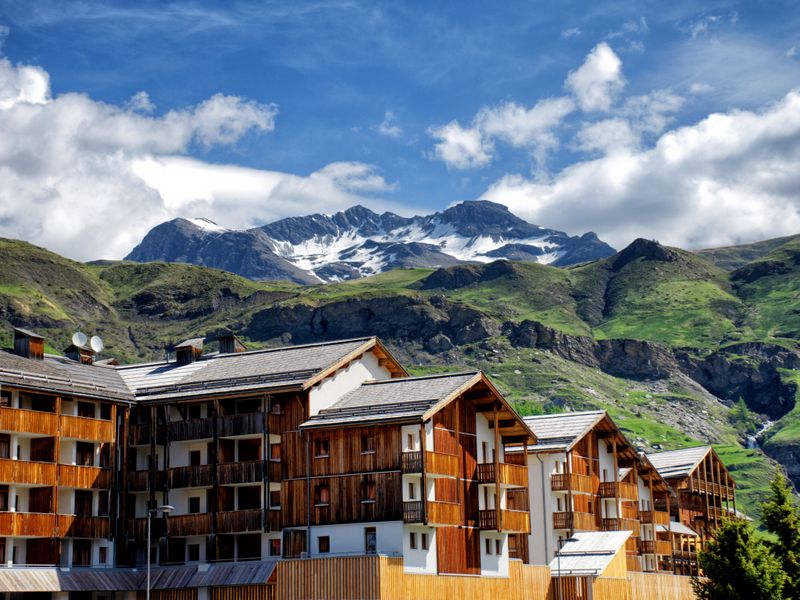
<box><xmin>1</xmin><ymin>0</ymin><xmax>800</xmax><ymax>260</ymax></box>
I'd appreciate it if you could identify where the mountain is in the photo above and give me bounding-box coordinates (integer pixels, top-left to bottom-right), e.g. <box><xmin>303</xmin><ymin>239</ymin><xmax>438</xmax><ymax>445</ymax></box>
<box><xmin>6</xmin><ymin>233</ymin><xmax>800</xmax><ymax>520</ymax></box>
<box><xmin>125</xmin><ymin>201</ymin><xmax>616</xmax><ymax>283</ymax></box>
<box><xmin>695</xmin><ymin>233</ymin><xmax>800</xmax><ymax>271</ymax></box>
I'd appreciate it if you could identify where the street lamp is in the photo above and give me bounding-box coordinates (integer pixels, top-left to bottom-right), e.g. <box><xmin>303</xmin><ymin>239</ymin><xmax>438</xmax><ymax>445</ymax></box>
<box><xmin>147</xmin><ymin>504</ymin><xmax>174</xmax><ymax>600</ymax></box>
<box><xmin>556</xmin><ymin>535</ymin><xmax>579</xmax><ymax>600</ymax></box>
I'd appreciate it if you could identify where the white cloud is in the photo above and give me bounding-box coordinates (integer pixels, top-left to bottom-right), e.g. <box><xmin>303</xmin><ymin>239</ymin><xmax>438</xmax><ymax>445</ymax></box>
<box><xmin>126</xmin><ymin>90</ymin><xmax>155</xmax><ymax>113</ymax></box>
<box><xmin>0</xmin><ymin>24</ymin><xmax>9</xmax><ymax>52</ymax></box>
<box><xmin>575</xmin><ymin>118</ymin><xmax>637</xmax><ymax>153</ymax></box>
<box><xmin>428</xmin><ymin>120</ymin><xmax>493</xmax><ymax>169</ymax></box>
<box><xmin>787</xmin><ymin>45</ymin><xmax>798</xmax><ymax>59</ymax></box>
<box><xmin>0</xmin><ymin>58</ymin><xmax>393</xmax><ymax>260</ymax></box>
<box><xmin>565</xmin><ymin>42</ymin><xmax>625</xmax><ymax>112</ymax></box>
<box><xmin>376</xmin><ymin>111</ymin><xmax>402</xmax><ymax>138</ymax></box>
<box><xmin>689</xmin><ymin>82</ymin><xmax>715</xmax><ymax>94</ymax></box>
<box><xmin>483</xmin><ymin>90</ymin><xmax>800</xmax><ymax>251</ymax></box>
<box><xmin>561</xmin><ymin>27</ymin><xmax>581</xmax><ymax>39</ymax></box>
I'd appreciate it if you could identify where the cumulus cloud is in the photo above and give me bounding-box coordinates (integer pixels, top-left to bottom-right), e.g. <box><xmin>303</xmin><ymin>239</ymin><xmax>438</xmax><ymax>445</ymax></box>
<box><xmin>483</xmin><ymin>90</ymin><xmax>800</xmax><ymax>250</ymax></box>
<box><xmin>561</xmin><ymin>27</ymin><xmax>581</xmax><ymax>39</ymax></box>
<box><xmin>126</xmin><ymin>90</ymin><xmax>155</xmax><ymax>113</ymax></box>
<box><xmin>376</xmin><ymin>111</ymin><xmax>402</xmax><ymax>138</ymax></box>
<box><xmin>428</xmin><ymin>120</ymin><xmax>494</xmax><ymax>169</ymax></box>
<box><xmin>0</xmin><ymin>58</ymin><xmax>393</xmax><ymax>260</ymax></box>
<box><xmin>565</xmin><ymin>42</ymin><xmax>625</xmax><ymax>112</ymax></box>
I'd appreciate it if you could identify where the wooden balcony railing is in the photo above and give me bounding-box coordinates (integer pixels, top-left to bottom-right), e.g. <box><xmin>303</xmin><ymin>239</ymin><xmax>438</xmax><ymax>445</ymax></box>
<box><xmin>426</xmin><ymin>452</ymin><xmax>458</xmax><ymax>478</ymax></box>
<box><xmin>640</xmin><ymin>540</ymin><xmax>673</xmax><ymax>555</ymax></box>
<box><xmin>599</xmin><ymin>481</ymin><xmax>638</xmax><ymax>500</ymax></box>
<box><xmin>218</xmin><ymin>460</ymin><xmax>263</xmax><ymax>485</ymax></box>
<box><xmin>0</xmin><ymin>459</ymin><xmax>56</xmax><ymax>485</ymax></box>
<box><xmin>128</xmin><ymin>517</ymin><xmax>165</xmax><ymax>539</ymax></box>
<box><xmin>218</xmin><ymin>413</ymin><xmax>265</xmax><ymax>437</ymax></box>
<box><xmin>57</xmin><ymin>515</ymin><xmax>110</xmax><ymax>538</ymax></box>
<box><xmin>401</xmin><ymin>451</ymin><xmax>422</xmax><ymax>473</ymax></box>
<box><xmin>553</xmin><ymin>511</ymin><xmax>595</xmax><ymax>531</ymax></box>
<box><xmin>216</xmin><ymin>509</ymin><xmax>263</xmax><ymax>533</ymax></box>
<box><xmin>476</xmin><ymin>463</ymin><xmax>528</xmax><ymax>487</ymax></box>
<box><xmin>403</xmin><ymin>501</ymin><xmax>424</xmax><ymax>523</ymax></box>
<box><xmin>168</xmin><ymin>418</ymin><xmax>213</xmax><ymax>442</ymax></box>
<box><xmin>0</xmin><ymin>407</ymin><xmax>57</xmax><ymax>436</ymax></box>
<box><xmin>626</xmin><ymin>554</ymin><xmax>642</xmax><ymax>572</ymax></box>
<box><xmin>58</xmin><ymin>464</ymin><xmax>111</xmax><ymax>489</ymax></box>
<box><xmin>479</xmin><ymin>509</ymin><xmax>530</xmax><ymax>533</ymax></box>
<box><xmin>427</xmin><ymin>500</ymin><xmax>461</xmax><ymax>526</ymax></box>
<box><xmin>166</xmin><ymin>513</ymin><xmax>213</xmax><ymax>537</ymax></box>
<box><xmin>129</xmin><ymin>423</ymin><xmax>155</xmax><ymax>446</ymax></box>
<box><xmin>168</xmin><ymin>465</ymin><xmax>214</xmax><ymax>488</ymax></box>
<box><xmin>625</xmin><ymin>536</ymin><xmax>639</xmax><ymax>552</ymax></box>
<box><xmin>0</xmin><ymin>512</ymin><xmax>56</xmax><ymax>537</ymax></box>
<box><xmin>61</xmin><ymin>415</ymin><xmax>113</xmax><ymax>442</ymax></box>
<box><xmin>639</xmin><ymin>510</ymin><xmax>670</xmax><ymax>525</ymax></box>
<box><xmin>602</xmin><ymin>518</ymin><xmax>641</xmax><ymax>537</ymax></box>
<box><xmin>268</xmin><ymin>460</ymin><xmax>282</xmax><ymax>482</ymax></box>
<box><xmin>127</xmin><ymin>470</ymin><xmax>167</xmax><ymax>492</ymax></box>
<box><xmin>551</xmin><ymin>473</ymin><xmax>595</xmax><ymax>494</ymax></box>
<box><xmin>268</xmin><ymin>509</ymin><xmax>281</xmax><ymax>531</ymax></box>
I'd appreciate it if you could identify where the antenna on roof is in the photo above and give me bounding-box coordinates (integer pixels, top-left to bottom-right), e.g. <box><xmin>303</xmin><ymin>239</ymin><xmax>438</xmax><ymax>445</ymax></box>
<box><xmin>72</xmin><ymin>331</ymin><xmax>88</xmax><ymax>347</ymax></box>
<box><xmin>89</xmin><ymin>335</ymin><xmax>104</xmax><ymax>354</ymax></box>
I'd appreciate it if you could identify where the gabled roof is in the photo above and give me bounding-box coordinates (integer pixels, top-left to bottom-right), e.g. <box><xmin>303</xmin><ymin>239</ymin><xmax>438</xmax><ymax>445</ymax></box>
<box><xmin>0</xmin><ymin>350</ymin><xmax>134</xmax><ymax>403</ymax></box>
<box><xmin>549</xmin><ymin>531</ymin><xmax>631</xmax><ymax>577</ymax></box>
<box><xmin>657</xmin><ymin>521</ymin><xmax>699</xmax><ymax>537</ymax></box>
<box><xmin>118</xmin><ymin>337</ymin><xmax>406</xmax><ymax>402</ymax></box>
<box><xmin>523</xmin><ymin>410</ymin><xmax>606</xmax><ymax>451</ymax></box>
<box><xmin>647</xmin><ymin>446</ymin><xmax>712</xmax><ymax>479</ymax></box>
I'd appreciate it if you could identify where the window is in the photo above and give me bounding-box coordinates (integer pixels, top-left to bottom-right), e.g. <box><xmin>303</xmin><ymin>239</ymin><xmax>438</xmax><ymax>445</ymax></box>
<box><xmin>409</xmin><ymin>532</ymin><xmax>417</xmax><ymax>550</ymax></box>
<box><xmin>407</xmin><ymin>433</ymin><xmax>414</xmax><ymax>450</ymax></box>
<box><xmin>495</xmin><ymin>539</ymin><xmax>502</xmax><ymax>555</ymax></box>
<box><xmin>73</xmin><ymin>540</ymin><xmax>91</xmax><ymax>566</ymax></box>
<box><xmin>0</xmin><ymin>486</ymin><xmax>8</xmax><ymax>512</ymax></box>
<box><xmin>485</xmin><ymin>538</ymin><xmax>492</xmax><ymax>555</ymax></box>
<box><xmin>361</xmin><ymin>434</ymin><xmax>375</xmax><ymax>454</ymax></box>
<box><xmin>189</xmin><ymin>450</ymin><xmax>201</xmax><ymax>466</ymax></box>
<box><xmin>238</xmin><ymin>439</ymin><xmax>261</xmax><ymax>462</ymax></box>
<box><xmin>0</xmin><ymin>390</ymin><xmax>10</xmax><ymax>407</ymax></box>
<box><xmin>364</xmin><ymin>527</ymin><xmax>377</xmax><ymax>554</ymax></box>
<box><xmin>75</xmin><ymin>490</ymin><xmax>92</xmax><ymax>516</ymax></box>
<box><xmin>99</xmin><ymin>546</ymin><xmax>108</xmax><ymax>564</ymax></box>
<box><xmin>270</xmin><ymin>443</ymin><xmax>281</xmax><ymax>461</ymax></box>
<box><xmin>271</xmin><ymin>403</ymin><xmax>282</xmax><ymax>415</ymax></box>
<box><xmin>98</xmin><ymin>492</ymin><xmax>109</xmax><ymax>516</ymax></box>
<box><xmin>314</xmin><ymin>438</ymin><xmax>329</xmax><ymax>458</ymax></box>
<box><xmin>77</xmin><ymin>402</ymin><xmax>95</xmax><ymax>419</ymax></box>
<box><xmin>0</xmin><ymin>435</ymin><xmax>10</xmax><ymax>459</ymax></box>
<box><xmin>76</xmin><ymin>442</ymin><xmax>94</xmax><ymax>466</ymax></box>
<box><xmin>421</xmin><ymin>533</ymin><xmax>429</xmax><ymax>550</ymax></box>
<box><xmin>188</xmin><ymin>496</ymin><xmax>201</xmax><ymax>514</ymax></box>
<box><xmin>238</xmin><ymin>486</ymin><xmax>261</xmax><ymax>510</ymax></box>
<box><xmin>270</xmin><ymin>490</ymin><xmax>281</xmax><ymax>509</ymax></box>
<box><xmin>314</xmin><ymin>484</ymin><xmax>330</xmax><ymax>507</ymax></box>
<box><xmin>99</xmin><ymin>403</ymin><xmax>112</xmax><ymax>420</ymax></box>
<box><xmin>482</xmin><ymin>441</ymin><xmax>488</xmax><ymax>463</ymax></box>
<box><xmin>99</xmin><ymin>444</ymin><xmax>111</xmax><ymax>468</ymax></box>
<box><xmin>188</xmin><ymin>404</ymin><xmax>201</xmax><ymax>419</ymax></box>
<box><xmin>187</xmin><ymin>544</ymin><xmax>200</xmax><ymax>562</ymax></box>
<box><xmin>408</xmin><ymin>482</ymin><xmax>415</xmax><ymax>500</ymax></box>
<box><xmin>361</xmin><ymin>479</ymin><xmax>376</xmax><ymax>503</ymax></box>
<box><xmin>269</xmin><ymin>539</ymin><xmax>281</xmax><ymax>557</ymax></box>
<box><xmin>318</xmin><ymin>536</ymin><xmax>330</xmax><ymax>554</ymax></box>
<box><xmin>556</xmin><ymin>497</ymin><xmax>563</xmax><ymax>512</ymax></box>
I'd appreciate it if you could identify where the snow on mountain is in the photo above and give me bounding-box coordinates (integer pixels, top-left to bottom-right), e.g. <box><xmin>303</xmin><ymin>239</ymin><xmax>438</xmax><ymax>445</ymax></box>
<box><xmin>126</xmin><ymin>201</ymin><xmax>616</xmax><ymax>283</ymax></box>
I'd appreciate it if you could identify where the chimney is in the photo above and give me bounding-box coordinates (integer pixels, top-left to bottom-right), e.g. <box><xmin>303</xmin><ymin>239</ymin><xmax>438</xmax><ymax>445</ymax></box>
<box><xmin>13</xmin><ymin>328</ymin><xmax>44</xmax><ymax>360</ymax></box>
<box><xmin>175</xmin><ymin>338</ymin><xmax>205</xmax><ymax>366</ymax></box>
<box><xmin>64</xmin><ymin>344</ymin><xmax>94</xmax><ymax>365</ymax></box>
<box><xmin>218</xmin><ymin>331</ymin><xmax>247</xmax><ymax>354</ymax></box>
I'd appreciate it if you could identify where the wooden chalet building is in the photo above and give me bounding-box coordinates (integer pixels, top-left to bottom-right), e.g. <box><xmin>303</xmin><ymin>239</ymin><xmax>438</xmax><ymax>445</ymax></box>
<box><xmin>0</xmin><ymin>328</ymin><xmax>132</xmax><ymax>568</ymax></box>
<box><xmin>299</xmin><ymin>371</ymin><xmax>535</xmax><ymax>576</ymax></box>
<box><xmin>515</xmin><ymin>411</ymin><xmax>679</xmax><ymax>573</ymax></box>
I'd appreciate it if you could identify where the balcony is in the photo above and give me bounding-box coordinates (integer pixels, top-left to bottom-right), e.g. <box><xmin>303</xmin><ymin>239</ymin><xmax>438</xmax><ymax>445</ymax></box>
<box><xmin>61</xmin><ymin>415</ymin><xmax>113</xmax><ymax>442</ymax></box>
<box><xmin>216</xmin><ymin>509</ymin><xmax>263</xmax><ymax>533</ymax></box>
<box><xmin>601</xmin><ymin>518</ymin><xmax>641</xmax><ymax>537</ymax></box>
<box><xmin>0</xmin><ymin>459</ymin><xmax>56</xmax><ymax>485</ymax></box>
<box><xmin>626</xmin><ymin>554</ymin><xmax>642</xmax><ymax>572</ymax></box>
<box><xmin>640</xmin><ymin>540</ymin><xmax>673</xmax><ymax>555</ymax></box>
<box><xmin>476</xmin><ymin>462</ymin><xmax>528</xmax><ymax>488</ymax></box>
<box><xmin>59</xmin><ymin>465</ymin><xmax>111</xmax><ymax>489</ymax></box>
<box><xmin>426</xmin><ymin>452</ymin><xmax>458</xmax><ymax>478</ymax></box>
<box><xmin>57</xmin><ymin>515</ymin><xmax>110</xmax><ymax>538</ymax></box>
<box><xmin>268</xmin><ymin>509</ymin><xmax>281</xmax><ymax>531</ymax></box>
<box><xmin>218</xmin><ymin>460</ymin><xmax>263</xmax><ymax>485</ymax></box>
<box><xmin>168</xmin><ymin>418</ymin><xmax>213</xmax><ymax>442</ymax></box>
<box><xmin>402</xmin><ymin>500</ymin><xmax>461</xmax><ymax>525</ymax></box>
<box><xmin>639</xmin><ymin>510</ymin><xmax>670</xmax><ymax>525</ymax></box>
<box><xmin>127</xmin><ymin>469</ymin><xmax>166</xmax><ymax>492</ymax></box>
<box><xmin>218</xmin><ymin>413</ymin><xmax>265</xmax><ymax>437</ymax></box>
<box><xmin>129</xmin><ymin>517</ymin><xmax>165</xmax><ymax>539</ymax></box>
<box><xmin>553</xmin><ymin>511</ymin><xmax>595</xmax><ymax>531</ymax></box>
<box><xmin>625</xmin><ymin>537</ymin><xmax>639</xmax><ymax>552</ymax></box>
<box><xmin>166</xmin><ymin>513</ymin><xmax>213</xmax><ymax>537</ymax></box>
<box><xmin>550</xmin><ymin>473</ymin><xmax>595</xmax><ymax>494</ymax></box>
<box><xmin>0</xmin><ymin>512</ymin><xmax>56</xmax><ymax>537</ymax></box>
<box><xmin>129</xmin><ymin>423</ymin><xmax>157</xmax><ymax>446</ymax></box>
<box><xmin>0</xmin><ymin>407</ymin><xmax>57</xmax><ymax>436</ymax></box>
<box><xmin>478</xmin><ymin>509</ymin><xmax>530</xmax><ymax>533</ymax></box>
<box><xmin>402</xmin><ymin>501</ymin><xmax>424</xmax><ymax>523</ymax></box>
<box><xmin>401</xmin><ymin>451</ymin><xmax>422</xmax><ymax>473</ymax></box>
<box><xmin>168</xmin><ymin>465</ymin><xmax>214</xmax><ymax>488</ymax></box>
<box><xmin>599</xmin><ymin>481</ymin><xmax>638</xmax><ymax>500</ymax></box>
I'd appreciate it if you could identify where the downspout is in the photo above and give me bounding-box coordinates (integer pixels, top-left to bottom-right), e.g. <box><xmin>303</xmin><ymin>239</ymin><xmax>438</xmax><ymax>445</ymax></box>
<box><xmin>536</xmin><ymin>454</ymin><xmax>550</xmax><ymax>561</ymax></box>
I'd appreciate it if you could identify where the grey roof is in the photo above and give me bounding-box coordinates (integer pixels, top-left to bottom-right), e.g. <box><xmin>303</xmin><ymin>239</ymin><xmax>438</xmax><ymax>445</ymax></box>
<box><xmin>302</xmin><ymin>372</ymin><xmax>480</xmax><ymax>428</ymax></box>
<box><xmin>647</xmin><ymin>446</ymin><xmax>711</xmax><ymax>479</ymax></box>
<box><xmin>175</xmin><ymin>337</ymin><xmax>205</xmax><ymax>350</ymax></box>
<box><xmin>548</xmin><ymin>531</ymin><xmax>631</xmax><ymax>576</ymax></box>
<box><xmin>117</xmin><ymin>337</ymin><xmax>377</xmax><ymax>401</ymax></box>
<box><xmin>657</xmin><ymin>521</ymin><xmax>699</xmax><ymax>537</ymax></box>
<box><xmin>523</xmin><ymin>411</ymin><xmax>606</xmax><ymax>451</ymax></box>
<box><xmin>0</xmin><ymin>351</ymin><xmax>134</xmax><ymax>402</ymax></box>
<box><xmin>13</xmin><ymin>327</ymin><xmax>43</xmax><ymax>339</ymax></box>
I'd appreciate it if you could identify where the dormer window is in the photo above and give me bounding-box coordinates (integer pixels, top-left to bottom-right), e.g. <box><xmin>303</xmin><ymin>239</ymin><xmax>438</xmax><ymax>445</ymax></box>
<box><xmin>314</xmin><ymin>438</ymin><xmax>330</xmax><ymax>458</ymax></box>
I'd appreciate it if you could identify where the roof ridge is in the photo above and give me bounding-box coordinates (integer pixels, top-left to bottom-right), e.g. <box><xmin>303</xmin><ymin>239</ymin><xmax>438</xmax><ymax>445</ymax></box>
<box><xmin>648</xmin><ymin>445</ymin><xmax>711</xmax><ymax>456</ymax></box>
<box><xmin>361</xmin><ymin>371</ymin><xmax>480</xmax><ymax>385</ymax></box>
<box><xmin>523</xmin><ymin>409</ymin><xmax>606</xmax><ymax>421</ymax></box>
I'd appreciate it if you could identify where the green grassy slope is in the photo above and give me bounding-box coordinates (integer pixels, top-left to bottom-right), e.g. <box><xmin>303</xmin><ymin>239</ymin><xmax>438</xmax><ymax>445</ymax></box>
<box><xmin>696</xmin><ymin>234</ymin><xmax>800</xmax><ymax>271</ymax></box>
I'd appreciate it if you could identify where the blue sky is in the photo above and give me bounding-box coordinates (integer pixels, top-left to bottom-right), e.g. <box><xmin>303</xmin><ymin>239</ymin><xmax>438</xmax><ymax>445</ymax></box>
<box><xmin>1</xmin><ymin>1</ymin><xmax>800</xmax><ymax>259</ymax></box>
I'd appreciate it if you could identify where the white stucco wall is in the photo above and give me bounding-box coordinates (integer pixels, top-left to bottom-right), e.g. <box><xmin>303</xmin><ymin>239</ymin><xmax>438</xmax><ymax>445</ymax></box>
<box><xmin>637</xmin><ymin>475</ymin><xmax>653</xmax><ymax>511</ymax></box>
<box><xmin>308</xmin><ymin>351</ymin><xmax>392</xmax><ymax>417</ymax></box>
<box><xmin>401</xmin><ymin>424</ymin><xmax>421</xmax><ymax>451</ymax></box>
<box><xmin>402</xmin><ymin>525</ymin><xmax>437</xmax><ymax>574</ymax></box>
<box><xmin>527</xmin><ymin>452</ymin><xmax>562</xmax><ymax>565</ymax></box>
<box><xmin>170</xmin><ymin>441</ymin><xmax>209</xmax><ymax>467</ymax></box>
<box><xmin>307</xmin><ymin>521</ymin><xmax>403</xmax><ymax>557</ymax></box>
<box><xmin>476</xmin><ymin>413</ymin><xmax>503</xmax><ymax>463</ymax></box>
<box><xmin>480</xmin><ymin>531</ymin><xmax>509</xmax><ymax>576</ymax></box>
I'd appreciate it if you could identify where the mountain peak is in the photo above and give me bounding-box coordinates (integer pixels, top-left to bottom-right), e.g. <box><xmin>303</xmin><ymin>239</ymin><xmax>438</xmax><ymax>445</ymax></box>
<box><xmin>611</xmin><ymin>238</ymin><xmax>678</xmax><ymax>271</ymax></box>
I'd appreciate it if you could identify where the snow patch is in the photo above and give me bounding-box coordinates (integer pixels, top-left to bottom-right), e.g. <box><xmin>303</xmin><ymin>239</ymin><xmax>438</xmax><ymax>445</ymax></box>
<box><xmin>188</xmin><ymin>218</ymin><xmax>228</xmax><ymax>233</ymax></box>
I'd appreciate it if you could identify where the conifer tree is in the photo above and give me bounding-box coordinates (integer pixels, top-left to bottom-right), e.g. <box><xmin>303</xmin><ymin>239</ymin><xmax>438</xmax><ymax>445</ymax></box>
<box><xmin>693</xmin><ymin>518</ymin><xmax>786</xmax><ymax>600</ymax></box>
<box><xmin>763</xmin><ymin>473</ymin><xmax>800</xmax><ymax>599</ymax></box>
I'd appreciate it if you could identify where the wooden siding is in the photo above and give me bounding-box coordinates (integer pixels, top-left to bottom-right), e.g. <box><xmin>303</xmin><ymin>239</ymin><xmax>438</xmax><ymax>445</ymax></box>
<box><xmin>600</xmin><ymin>481</ymin><xmax>638</xmax><ymax>500</ymax></box>
<box><xmin>137</xmin><ymin>590</ymin><xmax>198</xmax><ymax>600</ymax></box>
<box><xmin>0</xmin><ymin>407</ymin><xmax>57</xmax><ymax>435</ymax></box>
<box><xmin>166</xmin><ymin>513</ymin><xmax>213</xmax><ymax>537</ymax></box>
<box><xmin>57</xmin><ymin>515</ymin><xmax>110</xmax><ymax>538</ymax></box>
<box><xmin>219</xmin><ymin>460</ymin><xmax>263</xmax><ymax>484</ymax></box>
<box><xmin>216</xmin><ymin>509</ymin><xmax>263</xmax><ymax>533</ymax></box>
<box><xmin>0</xmin><ymin>512</ymin><xmax>57</xmax><ymax>537</ymax></box>
<box><xmin>426</xmin><ymin>451</ymin><xmax>458</xmax><ymax>478</ymax></box>
<box><xmin>553</xmin><ymin>511</ymin><xmax>596</xmax><ymax>530</ymax></box>
<box><xmin>551</xmin><ymin>473</ymin><xmax>595</xmax><ymax>494</ymax></box>
<box><xmin>58</xmin><ymin>464</ymin><xmax>111</xmax><ymax>489</ymax></box>
<box><xmin>61</xmin><ymin>415</ymin><xmax>114</xmax><ymax>441</ymax></box>
<box><xmin>627</xmin><ymin>572</ymin><xmax>697</xmax><ymax>600</ymax></box>
<box><xmin>427</xmin><ymin>501</ymin><xmax>461</xmax><ymax>526</ymax></box>
<box><xmin>211</xmin><ymin>585</ymin><xmax>276</xmax><ymax>600</ymax></box>
<box><xmin>277</xmin><ymin>555</ymin><xmax>384</xmax><ymax>600</ymax></box>
<box><xmin>0</xmin><ymin>459</ymin><xmax>56</xmax><ymax>485</ymax></box>
<box><xmin>476</xmin><ymin>462</ymin><xmax>528</xmax><ymax>487</ymax></box>
<box><xmin>436</xmin><ymin>526</ymin><xmax>481</xmax><ymax>575</ymax></box>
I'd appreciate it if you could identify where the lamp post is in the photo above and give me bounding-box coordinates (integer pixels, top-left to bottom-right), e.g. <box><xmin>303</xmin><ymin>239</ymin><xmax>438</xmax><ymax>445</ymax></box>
<box><xmin>147</xmin><ymin>504</ymin><xmax>174</xmax><ymax>600</ymax></box>
<box><xmin>556</xmin><ymin>535</ymin><xmax>579</xmax><ymax>600</ymax></box>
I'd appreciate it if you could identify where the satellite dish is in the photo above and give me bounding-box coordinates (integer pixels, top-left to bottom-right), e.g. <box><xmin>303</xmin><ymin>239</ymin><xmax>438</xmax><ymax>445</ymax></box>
<box><xmin>90</xmin><ymin>336</ymin><xmax>104</xmax><ymax>354</ymax></box>
<box><xmin>72</xmin><ymin>332</ymin><xmax>88</xmax><ymax>347</ymax></box>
